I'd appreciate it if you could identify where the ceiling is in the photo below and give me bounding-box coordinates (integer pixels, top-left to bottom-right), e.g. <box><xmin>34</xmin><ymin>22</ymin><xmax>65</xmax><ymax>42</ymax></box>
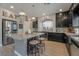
<box><xmin>0</xmin><ymin>3</ymin><xmax>71</xmax><ymax>17</ymax></box>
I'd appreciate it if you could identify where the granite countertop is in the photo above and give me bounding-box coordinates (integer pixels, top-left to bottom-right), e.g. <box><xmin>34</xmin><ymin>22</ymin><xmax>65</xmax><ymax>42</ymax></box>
<box><xmin>10</xmin><ymin>33</ymin><xmax>44</xmax><ymax>40</ymax></box>
<box><xmin>71</xmin><ymin>36</ymin><xmax>79</xmax><ymax>42</ymax></box>
<box><xmin>37</xmin><ymin>31</ymin><xmax>65</xmax><ymax>33</ymax></box>
<box><xmin>65</xmin><ymin>33</ymin><xmax>79</xmax><ymax>36</ymax></box>
<box><xmin>65</xmin><ymin>33</ymin><xmax>79</xmax><ymax>46</ymax></box>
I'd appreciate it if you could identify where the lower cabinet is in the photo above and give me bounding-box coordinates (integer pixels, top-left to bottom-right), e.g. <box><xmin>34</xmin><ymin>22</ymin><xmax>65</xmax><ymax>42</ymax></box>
<box><xmin>70</xmin><ymin>42</ymin><xmax>79</xmax><ymax>56</ymax></box>
<box><xmin>48</xmin><ymin>33</ymin><xmax>67</xmax><ymax>43</ymax></box>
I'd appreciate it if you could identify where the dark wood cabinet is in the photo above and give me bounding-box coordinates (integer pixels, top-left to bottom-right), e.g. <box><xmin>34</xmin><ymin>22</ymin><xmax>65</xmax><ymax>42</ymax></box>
<box><xmin>56</xmin><ymin>4</ymin><xmax>79</xmax><ymax>28</ymax></box>
<box><xmin>70</xmin><ymin>3</ymin><xmax>79</xmax><ymax>27</ymax></box>
<box><xmin>56</xmin><ymin>11</ymin><xmax>72</xmax><ymax>27</ymax></box>
<box><xmin>32</xmin><ymin>17</ymin><xmax>38</xmax><ymax>29</ymax></box>
<box><xmin>33</xmin><ymin>20</ymin><xmax>38</xmax><ymax>28</ymax></box>
<box><xmin>48</xmin><ymin>32</ymin><xmax>67</xmax><ymax>43</ymax></box>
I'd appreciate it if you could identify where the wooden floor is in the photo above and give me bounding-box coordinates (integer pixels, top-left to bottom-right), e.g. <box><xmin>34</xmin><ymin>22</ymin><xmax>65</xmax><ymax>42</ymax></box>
<box><xmin>0</xmin><ymin>40</ymin><xmax>69</xmax><ymax>56</ymax></box>
<box><xmin>0</xmin><ymin>44</ymin><xmax>15</xmax><ymax>56</ymax></box>
<box><xmin>70</xmin><ymin>44</ymin><xmax>79</xmax><ymax>56</ymax></box>
<box><xmin>41</xmin><ymin>40</ymin><xmax>69</xmax><ymax>56</ymax></box>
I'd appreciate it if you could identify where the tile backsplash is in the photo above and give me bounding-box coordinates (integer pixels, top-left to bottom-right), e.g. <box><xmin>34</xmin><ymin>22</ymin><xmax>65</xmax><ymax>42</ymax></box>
<box><xmin>56</xmin><ymin>28</ymin><xmax>65</xmax><ymax>33</ymax></box>
<box><xmin>56</xmin><ymin>27</ymin><xmax>79</xmax><ymax>35</ymax></box>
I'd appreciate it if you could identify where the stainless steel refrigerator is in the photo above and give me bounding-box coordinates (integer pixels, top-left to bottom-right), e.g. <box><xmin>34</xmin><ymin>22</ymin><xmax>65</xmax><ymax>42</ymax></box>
<box><xmin>2</xmin><ymin>19</ymin><xmax>17</xmax><ymax>46</ymax></box>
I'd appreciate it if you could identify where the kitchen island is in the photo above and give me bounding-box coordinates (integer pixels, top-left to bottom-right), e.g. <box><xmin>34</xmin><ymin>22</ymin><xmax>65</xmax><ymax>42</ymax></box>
<box><xmin>10</xmin><ymin>33</ymin><xmax>44</xmax><ymax>56</ymax></box>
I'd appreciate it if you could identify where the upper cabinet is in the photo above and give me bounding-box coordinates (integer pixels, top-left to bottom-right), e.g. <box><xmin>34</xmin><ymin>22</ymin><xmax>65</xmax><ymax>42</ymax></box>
<box><xmin>69</xmin><ymin>3</ymin><xmax>79</xmax><ymax>27</ymax></box>
<box><xmin>56</xmin><ymin>3</ymin><xmax>79</xmax><ymax>28</ymax></box>
<box><xmin>56</xmin><ymin>11</ymin><xmax>72</xmax><ymax>28</ymax></box>
<box><xmin>32</xmin><ymin>17</ymin><xmax>38</xmax><ymax>30</ymax></box>
<box><xmin>33</xmin><ymin>20</ymin><xmax>38</xmax><ymax>29</ymax></box>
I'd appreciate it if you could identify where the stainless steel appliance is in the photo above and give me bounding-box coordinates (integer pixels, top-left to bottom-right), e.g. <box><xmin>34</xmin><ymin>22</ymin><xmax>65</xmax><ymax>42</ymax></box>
<box><xmin>2</xmin><ymin>19</ymin><xmax>17</xmax><ymax>46</ymax></box>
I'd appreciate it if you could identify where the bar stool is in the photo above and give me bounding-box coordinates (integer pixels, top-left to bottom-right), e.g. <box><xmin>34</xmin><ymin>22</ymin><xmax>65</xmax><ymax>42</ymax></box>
<box><xmin>37</xmin><ymin>37</ymin><xmax>46</xmax><ymax>54</ymax></box>
<box><xmin>29</xmin><ymin>40</ymin><xmax>40</xmax><ymax>56</ymax></box>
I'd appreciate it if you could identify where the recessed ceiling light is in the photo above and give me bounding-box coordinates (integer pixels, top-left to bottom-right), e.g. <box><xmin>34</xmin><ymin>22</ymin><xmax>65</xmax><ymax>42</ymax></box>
<box><xmin>32</xmin><ymin>17</ymin><xmax>35</xmax><ymax>19</ymax></box>
<box><xmin>19</xmin><ymin>12</ymin><xmax>26</xmax><ymax>16</ymax></box>
<box><xmin>59</xmin><ymin>9</ymin><xmax>62</xmax><ymax>12</ymax></box>
<box><xmin>43</xmin><ymin>13</ymin><xmax>46</xmax><ymax>15</ymax></box>
<box><xmin>59</xmin><ymin>13</ymin><xmax>62</xmax><ymax>16</ymax></box>
<box><xmin>10</xmin><ymin>6</ymin><xmax>14</xmax><ymax>9</ymax></box>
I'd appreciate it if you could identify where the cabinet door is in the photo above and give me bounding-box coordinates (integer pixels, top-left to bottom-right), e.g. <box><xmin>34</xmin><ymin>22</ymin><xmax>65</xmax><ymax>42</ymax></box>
<box><xmin>48</xmin><ymin>33</ymin><xmax>65</xmax><ymax>43</ymax></box>
<box><xmin>33</xmin><ymin>20</ymin><xmax>38</xmax><ymax>29</ymax></box>
<box><xmin>56</xmin><ymin>11</ymin><xmax>70</xmax><ymax>27</ymax></box>
<box><xmin>71</xmin><ymin>43</ymin><xmax>79</xmax><ymax>56</ymax></box>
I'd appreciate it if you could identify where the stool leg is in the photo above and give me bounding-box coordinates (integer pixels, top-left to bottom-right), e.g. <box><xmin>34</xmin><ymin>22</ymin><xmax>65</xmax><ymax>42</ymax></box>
<box><xmin>43</xmin><ymin>41</ymin><xmax>45</xmax><ymax>51</ymax></box>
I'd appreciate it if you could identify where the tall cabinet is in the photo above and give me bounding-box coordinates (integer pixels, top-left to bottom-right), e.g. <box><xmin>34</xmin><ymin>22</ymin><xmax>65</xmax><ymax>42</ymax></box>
<box><xmin>0</xmin><ymin>8</ymin><xmax>16</xmax><ymax>46</ymax></box>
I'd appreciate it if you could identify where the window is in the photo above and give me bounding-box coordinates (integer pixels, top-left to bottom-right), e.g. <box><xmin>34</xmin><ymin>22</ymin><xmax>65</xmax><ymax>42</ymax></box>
<box><xmin>42</xmin><ymin>20</ymin><xmax>53</xmax><ymax>30</ymax></box>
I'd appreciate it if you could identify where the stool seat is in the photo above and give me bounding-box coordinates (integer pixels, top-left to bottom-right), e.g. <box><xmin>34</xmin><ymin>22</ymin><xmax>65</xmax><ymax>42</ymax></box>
<box><xmin>29</xmin><ymin>40</ymin><xmax>40</xmax><ymax>45</ymax></box>
<box><xmin>38</xmin><ymin>37</ymin><xmax>45</xmax><ymax>41</ymax></box>
<box><xmin>28</xmin><ymin>40</ymin><xmax>40</xmax><ymax>56</ymax></box>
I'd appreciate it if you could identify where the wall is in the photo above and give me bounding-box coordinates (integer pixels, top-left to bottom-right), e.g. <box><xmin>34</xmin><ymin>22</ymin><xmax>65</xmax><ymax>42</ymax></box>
<box><xmin>38</xmin><ymin>14</ymin><xmax>56</xmax><ymax>32</ymax></box>
<box><xmin>0</xmin><ymin>8</ymin><xmax>2</xmax><ymax>46</ymax></box>
<box><xmin>0</xmin><ymin>19</ymin><xmax>2</xmax><ymax>46</ymax></box>
<box><xmin>16</xmin><ymin>16</ymin><xmax>24</xmax><ymax>34</ymax></box>
<box><xmin>16</xmin><ymin>16</ymin><xmax>32</xmax><ymax>34</ymax></box>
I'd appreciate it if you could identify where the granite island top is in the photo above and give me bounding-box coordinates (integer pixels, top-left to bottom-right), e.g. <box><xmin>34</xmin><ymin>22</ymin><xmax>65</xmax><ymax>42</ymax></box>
<box><xmin>10</xmin><ymin>33</ymin><xmax>44</xmax><ymax>40</ymax></box>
